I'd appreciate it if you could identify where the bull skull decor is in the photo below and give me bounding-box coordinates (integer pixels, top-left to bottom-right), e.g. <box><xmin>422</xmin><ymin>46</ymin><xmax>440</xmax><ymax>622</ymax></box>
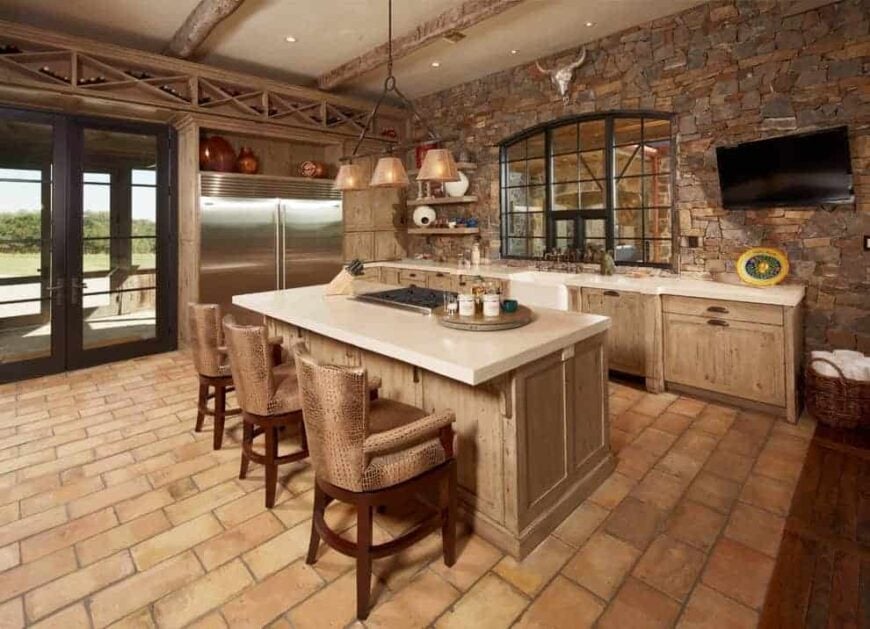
<box><xmin>535</xmin><ymin>47</ymin><xmax>588</xmax><ymax>105</ymax></box>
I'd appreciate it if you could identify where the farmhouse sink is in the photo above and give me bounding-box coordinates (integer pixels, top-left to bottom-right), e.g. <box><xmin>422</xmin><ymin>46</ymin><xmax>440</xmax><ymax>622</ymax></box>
<box><xmin>507</xmin><ymin>271</ymin><xmax>577</xmax><ymax>311</ymax></box>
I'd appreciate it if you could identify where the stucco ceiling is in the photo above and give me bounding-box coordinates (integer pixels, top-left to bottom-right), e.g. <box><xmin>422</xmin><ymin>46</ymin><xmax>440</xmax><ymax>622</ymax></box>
<box><xmin>0</xmin><ymin>0</ymin><xmax>708</xmax><ymax>98</ymax></box>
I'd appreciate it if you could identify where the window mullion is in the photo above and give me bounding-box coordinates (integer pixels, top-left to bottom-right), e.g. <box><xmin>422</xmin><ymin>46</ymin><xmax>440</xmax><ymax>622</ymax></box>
<box><xmin>604</xmin><ymin>116</ymin><xmax>615</xmax><ymax>255</ymax></box>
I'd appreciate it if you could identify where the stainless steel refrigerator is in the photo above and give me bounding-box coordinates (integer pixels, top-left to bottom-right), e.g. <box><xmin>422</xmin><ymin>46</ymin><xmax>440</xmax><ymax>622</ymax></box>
<box><xmin>199</xmin><ymin>172</ymin><xmax>343</xmax><ymax>323</ymax></box>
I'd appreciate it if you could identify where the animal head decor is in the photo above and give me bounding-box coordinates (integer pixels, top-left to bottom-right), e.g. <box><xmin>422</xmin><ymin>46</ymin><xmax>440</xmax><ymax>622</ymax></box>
<box><xmin>535</xmin><ymin>47</ymin><xmax>588</xmax><ymax>104</ymax></box>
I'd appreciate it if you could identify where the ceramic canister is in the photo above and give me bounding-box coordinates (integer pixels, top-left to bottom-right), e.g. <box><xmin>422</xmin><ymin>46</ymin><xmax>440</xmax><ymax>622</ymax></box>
<box><xmin>458</xmin><ymin>294</ymin><xmax>475</xmax><ymax>317</ymax></box>
<box><xmin>483</xmin><ymin>294</ymin><xmax>501</xmax><ymax>318</ymax></box>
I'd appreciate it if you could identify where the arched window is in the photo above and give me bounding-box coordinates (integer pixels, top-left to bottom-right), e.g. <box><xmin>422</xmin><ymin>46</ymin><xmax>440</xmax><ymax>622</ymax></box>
<box><xmin>500</xmin><ymin>112</ymin><xmax>675</xmax><ymax>267</ymax></box>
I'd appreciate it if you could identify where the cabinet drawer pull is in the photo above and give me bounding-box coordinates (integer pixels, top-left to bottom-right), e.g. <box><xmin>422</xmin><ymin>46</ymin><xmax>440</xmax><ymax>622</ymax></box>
<box><xmin>707</xmin><ymin>306</ymin><xmax>729</xmax><ymax>314</ymax></box>
<box><xmin>603</xmin><ymin>290</ymin><xmax>620</xmax><ymax>297</ymax></box>
<box><xmin>436</xmin><ymin>272</ymin><xmax>444</xmax><ymax>277</ymax></box>
<box><xmin>707</xmin><ymin>319</ymin><xmax>729</xmax><ymax>327</ymax></box>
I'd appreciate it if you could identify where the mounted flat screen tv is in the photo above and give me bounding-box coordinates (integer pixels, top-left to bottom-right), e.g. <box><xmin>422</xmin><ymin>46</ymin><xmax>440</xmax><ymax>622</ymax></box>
<box><xmin>716</xmin><ymin>126</ymin><xmax>853</xmax><ymax>209</ymax></box>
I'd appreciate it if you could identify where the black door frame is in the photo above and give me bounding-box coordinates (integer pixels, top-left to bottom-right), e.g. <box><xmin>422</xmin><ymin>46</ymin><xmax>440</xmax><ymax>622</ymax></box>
<box><xmin>0</xmin><ymin>106</ymin><xmax>177</xmax><ymax>383</ymax></box>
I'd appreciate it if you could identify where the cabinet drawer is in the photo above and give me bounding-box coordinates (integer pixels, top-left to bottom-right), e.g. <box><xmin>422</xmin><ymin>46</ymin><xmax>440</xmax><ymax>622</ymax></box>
<box><xmin>399</xmin><ymin>269</ymin><xmax>428</xmax><ymax>287</ymax></box>
<box><xmin>662</xmin><ymin>295</ymin><xmax>782</xmax><ymax>326</ymax></box>
<box><xmin>428</xmin><ymin>272</ymin><xmax>456</xmax><ymax>291</ymax></box>
<box><xmin>356</xmin><ymin>267</ymin><xmax>380</xmax><ymax>282</ymax></box>
<box><xmin>380</xmin><ymin>268</ymin><xmax>400</xmax><ymax>285</ymax></box>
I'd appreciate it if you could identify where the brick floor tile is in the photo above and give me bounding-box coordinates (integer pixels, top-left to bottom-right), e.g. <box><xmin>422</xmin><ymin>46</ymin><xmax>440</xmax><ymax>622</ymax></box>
<box><xmin>597</xmin><ymin>577</ymin><xmax>681</xmax><ymax>629</ymax></box>
<box><xmin>665</xmin><ymin>500</ymin><xmax>726</xmax><ymax>552</ymax></box>
<box><xmin>615</xmin><ymin>444</ymin><xmax>659</xmax><ymax>480</ymax></box>
<box><xmin>67</xmin><ymin>477</ymin><xmax>151</xmax><ymax>519</ymax></box>
<box><xmin>153</xmin><ymin>559</ymin><xmax>253</xmax><ymax>629</ymax></box>
<box><xmin>677</xmin><ymin>584</ymin><xmax>758</xmax><ymax>628</ymax></box>
<box><xmin>430</xmin><ymin>533</ymin><xmax>502</xmax><ymax>591</ymax></box>
<box><xmin>19</xmin><ymin>450</ymin><xmax>95</xmax><ymax>482</ymax></box>
<box><xmin>0</xmin><ymin>548</ymin><xmax>77</xmax><ymax>603</ymax></box>
<box><xmin>0</xmin><ymin>474</ymin><xmax>61</xmax><ymax>507</ymax></box>
<box><xmin>0</xmin><ymin>598</ymin><xmax>24</xmax><ymax>629</ymax></box>
<box><xmin>493</xmin><ymin>535</ymin><xmax>572</xmax><ymax>597</ymax></box>
<box><xmin>195</xmin><ymin>511</ymin><xmax>284</xmax><ymax>571</ymax></box>
<box><xmin>222</xmin><ymin>560</ymin><xmax>322</xmax><ymax>628</ymax></box>
<box><xmin>552</xmin><ymin>500</ymin><xmax>609</xmax><ymax>548</ymax></box>
<box><xmin>514</xmin><ymin>575</ymin><xmax>603</xmax><ymax>628</ymax></box>
<box><xmin>24</xmin><ymin>551</ymin><xmax>134</xmax><ymax>621</ymax></box>
<box><xmin>93</xmin><ymin>432</ymin><xmax>157</xmax><ymax>459</ymax></box>
<box><xmin>587</xmin><ymin>472</ymin><xmax>636</xmax><ymax>509</ymax></box>
<box><xmin>724</xmin><ymin>502</ymin><xmax>786</xmax><ymax>558</ymax></box>
<box><xmin>114</xmin><ymin>487</ymin><xmax>175</xmax><ymax>523</ymax></box>
<box><xmin>288</xmin><ymin>568</ymin><xmax>377</xmax><ymax>629</ymax></box>
<box><xmin>702</xmin><ymin>538</ymin><xmax>775</xmax><ymax>610</ymax></box>
<box><xmin>612</xmin><ymin>410</ymin><xmax>656</xmax><ymax>437</ymax></box>
<box><xmin>717</xmin><ymin>428</ymin><xmax>764</xmax><ymax>458</ymax></box>
<box><xmin>76</xmin><ymin>510</ymin><xmax>171</xmax><ymax>566</ymax></box>
<box><xmin>633</xmin><ymin>535</ymin><xmax>706</xmax><ymax>601</ymax></box>
<box><xmin>20</xmin><ymin>476</ymin><xmax>104</xmax><ymax>518</ymax></box>
<box><xmin>739</xmin><ymin>473</ymin><xmax>795</xmax><ymax>517</ymax></box>
<box><xmin>0</xmin><ymin>542</ymin><xmax>19</xmax><ymax>572</ymax></box>
<box><xmin>29</xmin><ymin>602</ymin><xmax>90</xmax><ymax>629</ymax></box>
<box><xmin>435</xmin><ymin>573</ymin><xmax>528</xmax><ymax>629</ymax></box>
<box><xmin>88</xmin><ymin>551</ymin><xmax>203</xmax><ymax>628</ymax></box>
<box><xmin>610</xmin><ymin>427</ymin><xmax>633</xmax><ymax>453</ymax></box>
<box><xmin>164</xmin><ymin>480</ymin><xmax>246</xmax><ymax>525</ymax></box>
<box><xmin>704</xmin><ymin>450</ymin><xmax>754</xmax><ymax>484</ymax></box>
<box><xmin>686</xmin><ymin>472</ymin><xmax>741</xmax><ymax>514</ymax></box>
<box><xmin>631</xmin><ymin>469</ymin><xmax>688</xmax><ymax>512</ymax></box>
<box><xmin>693</xmin><ymin>405</ymin><xmax>738</xmax><ymax>436</ymax></box>
<box><xmin>365</xmin><ymin>569</ymin><xmax>458</xmax><ymax>629</ymax></box>
<box><xmin>667</xmin><ymin>397</ymin><xmax>707</xmax><ymax>418</ymax></box>
<box><xmin>633</xmin><ymin>427</ymin><xmax>679</xmax><ymax>457</ymax></box>
<box><xmin>563</xmin><ymin>532</ymin><xmax>640</xmax><ymax>600</ymax></box>
<box><xmin>604</xmin><ymin>496</ymin><xmax>665</xmax><ymax>550</ymax></box>
<box><xmin>652</xmin><ymin>411</ymin><xmax>695</xmax><ymax>436</ymax></box>
<box><xmin>671</xmin><ymin>429</ymin><xmax>719</xmax><ymax>463</ymax></box>
<box><xmin>242</xmin><ymin>520</ymin><xmax>311</xmax><ymax>580</ymax></box>
<box><xmin>147</xmin><ymin>453</ymin><xmax>218</xmax><ymax>488</ymax></box>
<box><xmin>103</xmin><ymin>452</ymin><xmax>176</xmax><ymax>486</ymax></box>
<box><xmin>131</xmin><ymin>513</ymin><xmax>222</xmax><ymax>571</ymax></box>
<box><xmin>655</xmin><ymin>450</ymin><xmax>704</xmax><ymax>482</ymax></box>
<box><xmin>631</xmin><ymin>393</ymin><xmax>678</xmax><ymax>418</ymax></box>
<box><xmin>21</xmin><ymin>507</ymin><xmax>117</xmax><ymax>563</ymax></box>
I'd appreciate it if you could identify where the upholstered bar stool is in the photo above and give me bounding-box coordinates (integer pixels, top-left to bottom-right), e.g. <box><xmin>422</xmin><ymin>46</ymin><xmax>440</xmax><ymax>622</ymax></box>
<box><xmin>188</xmin><ymin>303</ymin><xmax>246</xmax><ymax>450</ymax></box>
<box><xmin>292</xmin><ymin>343</ymin><xmax>457</xmax><ymax>621</ymax></box>
<box><xmin>222</xmin><ymin>316</ymin><xmax>310</xmax><ymax>508</ymax></box>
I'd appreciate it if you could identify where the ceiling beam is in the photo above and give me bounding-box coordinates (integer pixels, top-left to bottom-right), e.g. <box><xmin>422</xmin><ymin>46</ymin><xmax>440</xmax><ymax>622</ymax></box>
<box><xmin>316</xmin><ymin>0</ymin><xmax>526</xmax><ymax>91</ymax></box>
<box><xmin>165</xmin><ymin>0</ymin><xmax>245</xmax><ymax>59</ymax></box>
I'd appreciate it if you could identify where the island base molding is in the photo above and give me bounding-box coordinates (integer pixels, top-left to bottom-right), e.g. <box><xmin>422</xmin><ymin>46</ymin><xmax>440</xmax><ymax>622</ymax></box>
<box><xmin>265</xmin><ymin>318</ymin><xmax>613</xmax><ymax>559</ymax></box>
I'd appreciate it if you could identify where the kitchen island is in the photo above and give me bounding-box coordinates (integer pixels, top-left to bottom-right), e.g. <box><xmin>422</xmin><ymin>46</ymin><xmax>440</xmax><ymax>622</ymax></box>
<box><xmin>235</xmin><ymin>283</ymin><xmax>613</xmax><ymax>558</ymax></box>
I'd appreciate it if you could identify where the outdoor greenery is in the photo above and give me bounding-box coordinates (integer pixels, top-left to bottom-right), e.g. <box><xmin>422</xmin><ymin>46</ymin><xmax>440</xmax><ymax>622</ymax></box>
<box><xmin>0</xmin><ymin>210</ymin><xmax>156</xmax><ymax>253</ymax></box>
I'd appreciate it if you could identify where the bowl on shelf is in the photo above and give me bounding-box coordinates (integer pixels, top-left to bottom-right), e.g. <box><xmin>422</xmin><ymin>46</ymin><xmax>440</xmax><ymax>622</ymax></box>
<box><xmin>444</xmin><ymin>171</ymin><xmax>469</xmax><ymax>197</ymax></box>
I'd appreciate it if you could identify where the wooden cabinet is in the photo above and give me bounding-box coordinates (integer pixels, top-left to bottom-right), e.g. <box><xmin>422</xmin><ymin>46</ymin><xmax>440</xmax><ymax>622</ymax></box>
<box><xmin>342</xmin><ymin>155</ymin><xmax>406</xmax><ymax>262</ymax></box>
<box><xmin>580</xmin><ymin>288</ymin><xmax>646</xmax><ymax>376</ymax></box>
<box><xmin>356</xmin><ymin>267</ymin><xmax>381</xmax><ymax>283</ymax></box>
<box><xmin>399</xmin><ymin>269</ymin><xmax>429</xmax><ymax>287</ymax></box>
<box><xmin>343</xmin><ymin>232</ymin><xmax>373</xmax><ymax>263</ymax></box>
<box><xmin>380</xmin><ymin>267</ymin><xmax>400</xmax><ymax>285</ymax></box>
<box><xmin>428</xmin><ymin>271</ymin><xmax>456</xmax><ymax>291</ymax></box>
<box><xmin>373</xmin><ymin>230</ymin><xmax>405</xmax><ymax>261</ymax></box>
<box><xmin>663</xmin><ymin>312</ymin><xmax>785</xmax><ymax>406</ymax></box>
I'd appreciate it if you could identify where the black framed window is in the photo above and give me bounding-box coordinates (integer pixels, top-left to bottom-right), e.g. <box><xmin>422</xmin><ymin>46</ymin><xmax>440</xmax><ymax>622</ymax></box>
<box><xmin>500</xmin><ymin>112</ymin><xmax>675</xmax><ymax>267</ymax></box>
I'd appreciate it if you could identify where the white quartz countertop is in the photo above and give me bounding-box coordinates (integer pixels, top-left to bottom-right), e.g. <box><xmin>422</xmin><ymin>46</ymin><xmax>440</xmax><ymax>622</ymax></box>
<box><xmin>370</xmin><ymin>260</ymin><xmax>805</xmax><ymax>307</ymax></box>
<box><xmin>233</xmin><ymin>283</ymin><xmax>610</xmax><ymax>386</ymax></box>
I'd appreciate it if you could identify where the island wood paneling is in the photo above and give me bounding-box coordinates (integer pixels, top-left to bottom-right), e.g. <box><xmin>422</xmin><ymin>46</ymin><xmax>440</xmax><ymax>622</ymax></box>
<box><xmin>264</xmin><ymin>318</ymin><xmax>613</xmax><ymax>558</ymax></box>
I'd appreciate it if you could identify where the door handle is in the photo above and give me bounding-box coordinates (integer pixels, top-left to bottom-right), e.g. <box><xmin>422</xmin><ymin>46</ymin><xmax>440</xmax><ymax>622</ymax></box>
<box><xmin>706</xmin><ymin>305</ymin><xmax>729</xmax><ymax>314</ymax></box>
<box><xmin>45</xmin><ymin>283</ymin><xmax>64</xmax><ymax>306</ymax></box>
<box><xmin>71</xmin><ymin>278</ymin><xmax>86</xmax><ymax>306</ymax></box>
<box><xmin>603</xmin><ymin>290</ymin><xmax>620</xmax><ymax>297</ymax></box>
<box><xmin>707</xmin><ymin>319</ymin><xmax>729</xmax><ymax>327</ymax></box>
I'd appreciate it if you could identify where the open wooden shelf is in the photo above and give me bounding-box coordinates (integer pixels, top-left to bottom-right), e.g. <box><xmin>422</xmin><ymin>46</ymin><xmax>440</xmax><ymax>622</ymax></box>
<box><xmin>407</xmin><ymin>227</ymin><xmax>480</xmax><ymax>235</ymax></box>
<box><xmin>408</xmin><ymin>196</ymin><xmax>478</xmax><ymax>207</ymax></box>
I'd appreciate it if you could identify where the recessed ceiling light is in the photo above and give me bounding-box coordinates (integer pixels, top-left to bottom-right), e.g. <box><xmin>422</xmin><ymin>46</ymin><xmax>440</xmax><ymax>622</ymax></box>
<box><xmin>431</xmin><ymin>61</ymin><xmax>441</xmax><ymax>68</ymax></box>
<box><xmin>585</xmin><ymin>21</ymin><xmax>595</xmax><ymax>27</ymax></box>
<box><xmin>510</xmin><ymin>49</ymin><xmax>519</xmax><ymax>54</ymax></box>
<box><xmin>285</xmin><ymin>35</ymin><xmax>297</xmax><ymax>43</ymax></box>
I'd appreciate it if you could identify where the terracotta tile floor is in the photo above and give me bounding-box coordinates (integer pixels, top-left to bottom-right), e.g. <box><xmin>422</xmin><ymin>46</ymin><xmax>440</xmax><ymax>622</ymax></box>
<box><xmin>0</xmin><ymin>351</ymin><xmax>819</xmax><ymax>628</ymax></box>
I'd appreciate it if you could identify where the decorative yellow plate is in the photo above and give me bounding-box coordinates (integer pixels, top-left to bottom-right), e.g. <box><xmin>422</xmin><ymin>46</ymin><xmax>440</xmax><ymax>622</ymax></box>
<box><xmin>736</xmin><ymin>247</ymin><xmax>789</xmax><ymax>286</ymax></box>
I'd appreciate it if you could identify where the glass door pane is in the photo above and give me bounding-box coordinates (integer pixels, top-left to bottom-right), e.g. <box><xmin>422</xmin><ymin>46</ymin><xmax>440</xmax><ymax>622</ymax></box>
<box><xmin>78</xmin><ymin>128</ymin><xmax>160</xmax><ymax>351</ymax></box>
<box><xmin>0</xmin><ymin>119</ymin><xmax>57</xmax><ymax>367</ymax></box>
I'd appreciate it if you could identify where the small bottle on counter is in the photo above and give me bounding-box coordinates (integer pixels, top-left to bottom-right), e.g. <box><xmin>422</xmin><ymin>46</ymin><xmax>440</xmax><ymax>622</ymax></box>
<box><xmin>471</xmin><ymin>240</ymin><xmax>481</xmax><ymax>266</ymax></box>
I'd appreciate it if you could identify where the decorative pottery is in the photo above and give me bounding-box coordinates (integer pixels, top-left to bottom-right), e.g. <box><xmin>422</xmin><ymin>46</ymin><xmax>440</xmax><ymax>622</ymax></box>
<box><xmin>235</xmin><ymin>146</ymin><xmax>259</xmax><ymax>175</ymax></box>
<box><xmin>444</xmin><ymin>171</ymin><xmax>470</xmax><ymax>197</ymax></box>
<box><xmin>415</xmin><ymin>141</ymin><xmax>438</xmax><ymax>168</ymax></box>
<box><xmin>736</xmin><ymin>247</ymin><xmax>789</xmax><ymax>286</ymax></box>
<box><xmin>199</xmin><ymin>136</ymin><xmax>236</xmax><ymax>172</ymax></box>
<box><xmin>299</xmin><ymin>160</ymin><xmax>327</xmax><ymax>178</ymax></box>
<box><xmin>412</xmin><ymin>205</ymin><xmax>437</xmax><ymax>227</ymax></box>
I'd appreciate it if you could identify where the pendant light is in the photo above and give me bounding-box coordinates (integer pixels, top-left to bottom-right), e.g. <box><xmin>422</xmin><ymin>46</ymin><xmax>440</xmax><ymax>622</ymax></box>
<box><xmin>333</xmin><ymin>0</ymin><xmax>458</xmax><ymax>191</ymax></box>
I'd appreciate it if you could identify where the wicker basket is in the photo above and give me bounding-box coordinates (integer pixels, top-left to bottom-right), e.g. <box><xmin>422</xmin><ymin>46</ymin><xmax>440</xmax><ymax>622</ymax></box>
<box><xmin>805</xmin><ymin>357</ymin><xmax>870</xmax><ymax>429</ymax></box>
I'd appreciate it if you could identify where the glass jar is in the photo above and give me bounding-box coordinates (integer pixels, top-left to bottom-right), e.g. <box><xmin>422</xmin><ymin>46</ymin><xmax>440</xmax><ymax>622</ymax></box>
<box><xmin>458</xmin><ymin>293</ymin><xmax>475</xmax><ymax>317</ymax></box>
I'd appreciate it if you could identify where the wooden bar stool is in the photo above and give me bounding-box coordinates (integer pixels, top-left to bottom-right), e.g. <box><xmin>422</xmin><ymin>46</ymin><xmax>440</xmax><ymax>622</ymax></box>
<box><xmin>292</xmin><ymin>342</ymin><xmax>457</xmax><ymax>620</ymax></box>
<box><xmin>222</xmin><ymin>316</ymin><xmax>309</xmax><ymax>508</ymax></box>
<box><xmin>188</xmin><ymin>303</ymin><xmax>283</xmax><ymax>450</ymax></box>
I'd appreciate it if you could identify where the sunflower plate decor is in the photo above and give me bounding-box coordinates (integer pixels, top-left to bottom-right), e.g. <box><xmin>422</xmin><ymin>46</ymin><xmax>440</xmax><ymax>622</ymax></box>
<box><xmin>736</xmin><ymin>247</ymin><xmax>789</xmax><ymax>286</ymax></box>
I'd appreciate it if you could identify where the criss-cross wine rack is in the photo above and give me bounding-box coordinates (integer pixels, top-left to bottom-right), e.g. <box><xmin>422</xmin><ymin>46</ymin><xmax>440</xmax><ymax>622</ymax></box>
<box><xmin>0</xmin><ymin>20</ymin><xmax>405</xmax><ymax>140</ymax></box>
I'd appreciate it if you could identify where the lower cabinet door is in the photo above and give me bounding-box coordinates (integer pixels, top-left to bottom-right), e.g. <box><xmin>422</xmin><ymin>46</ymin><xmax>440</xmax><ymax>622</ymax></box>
<box><xmin>428</xmin><ymin>272</ymin><xmax>456</xmax><ymax>291</ymax></box>
<box><xmin>381</xmin><ymin>268</ymin><xmax>400</xmax><ymax>285</ymax></box>
<box><xmin>663</xmin><ymin>313</ymin><xmax>785</xmax><ymax>406</ymax></box>
<box><xmin>581</xmin><ymin>288</ymin><xmax>645</xmax><ymax>376</ymax></box>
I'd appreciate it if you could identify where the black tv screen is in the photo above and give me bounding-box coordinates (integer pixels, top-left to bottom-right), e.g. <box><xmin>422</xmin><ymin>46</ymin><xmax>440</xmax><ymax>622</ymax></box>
<box><xmin>716</xmin><ymin>126</ymin><xmax>853</xmax><ymax>209</ymax></box>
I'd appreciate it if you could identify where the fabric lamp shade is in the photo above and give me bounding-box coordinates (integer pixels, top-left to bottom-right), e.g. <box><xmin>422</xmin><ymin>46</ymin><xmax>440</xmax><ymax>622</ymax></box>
<box><xmin>369</xmin><ymin>156</ymin><xmax>410</xmax><ymax>188</ymax></box>
<box><xmin>333</xmin><ymin>163</ymin><xmax>366</xmax><ymax>191</ymax></box>
<box><xmin>417</xmin><ymin>149</ymin><xmax>460</xmax><ymax>182</ymax></box>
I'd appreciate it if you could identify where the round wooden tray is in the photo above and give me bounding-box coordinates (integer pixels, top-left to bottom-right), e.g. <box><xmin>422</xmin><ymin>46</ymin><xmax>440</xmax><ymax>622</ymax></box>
<box><xmin>433</xmin><ymin>305</ymin><xmax>533</xmax><ymax>332</ymax></box>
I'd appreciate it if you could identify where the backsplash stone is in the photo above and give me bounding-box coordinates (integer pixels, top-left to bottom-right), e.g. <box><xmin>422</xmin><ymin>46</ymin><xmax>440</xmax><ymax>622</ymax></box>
<box><xmin>409</xmin><ymin>0</ymin><xmax>869</xmax><ymax>353</ymax></box>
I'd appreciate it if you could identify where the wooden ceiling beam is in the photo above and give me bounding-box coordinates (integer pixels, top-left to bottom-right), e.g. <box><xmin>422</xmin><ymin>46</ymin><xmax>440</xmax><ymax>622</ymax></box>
<box><xmin>316</xmin><ymin>0</ymin><xmax>525</xmax><ymax>90</ymax></box>
<box><xmin>165</xmin><ymin>0</ymin><xmax>245</xmax><ymax>59</ymax></box>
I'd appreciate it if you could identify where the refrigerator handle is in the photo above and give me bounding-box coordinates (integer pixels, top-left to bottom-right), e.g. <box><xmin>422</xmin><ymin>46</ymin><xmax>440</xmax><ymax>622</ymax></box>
<box><xmin>275</xmin><ymin>203</ymin><xmax>281</xmax><ymax>291</ymax></box>
<box><xmin>280</xmin><ymin>202</ymin><xmax>286</xmax><ymax>290</ymax></box>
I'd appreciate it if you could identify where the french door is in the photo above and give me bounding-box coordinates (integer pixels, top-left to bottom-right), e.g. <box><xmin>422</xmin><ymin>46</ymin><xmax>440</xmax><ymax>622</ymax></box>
<box><xmin>0</xmin><ymin>108</ymin><xmax>176</xmax><ymax>383</ymax></box>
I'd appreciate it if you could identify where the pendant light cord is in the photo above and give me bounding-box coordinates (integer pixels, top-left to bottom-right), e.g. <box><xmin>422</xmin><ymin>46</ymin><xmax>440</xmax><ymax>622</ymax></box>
<box><xmin>347</xmin><ymin>0</ymin><xmax>438</xmax><ymax>159</ymax></box>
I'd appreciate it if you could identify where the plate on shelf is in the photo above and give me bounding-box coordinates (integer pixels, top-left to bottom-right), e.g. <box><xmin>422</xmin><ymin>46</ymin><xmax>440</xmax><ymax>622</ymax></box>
<box><xmin>736</xmin><ymin>247</ymin><xmax>789</xmax><ymax>286</ymax></box>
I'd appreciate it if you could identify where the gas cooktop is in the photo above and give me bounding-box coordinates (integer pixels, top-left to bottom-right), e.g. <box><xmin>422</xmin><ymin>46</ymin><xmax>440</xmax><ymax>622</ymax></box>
<box><xmin>354</xmin><ymin>286</ymin><xmax>455</xmax><ymax>314</ymax></box>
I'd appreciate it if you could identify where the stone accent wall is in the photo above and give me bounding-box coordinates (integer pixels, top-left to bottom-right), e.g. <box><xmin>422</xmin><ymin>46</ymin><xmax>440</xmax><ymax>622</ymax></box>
<box><xmin>410</xmin><ymin>0</ymin><xmax>869</xmax><ymax>352</ymax></box>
